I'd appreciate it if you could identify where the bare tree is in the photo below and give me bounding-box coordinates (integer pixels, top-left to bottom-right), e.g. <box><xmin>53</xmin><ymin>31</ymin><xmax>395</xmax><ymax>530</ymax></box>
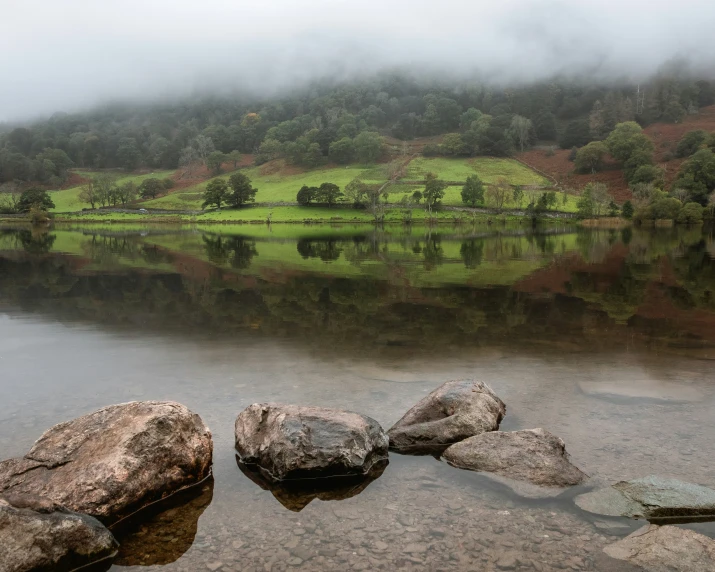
<box><xmin>486</xmin><ymin>178</ymin><xmax>511</xmax><ymax>210</ymax></box>
<box><xmin>672</xmin><ymin>188</ymin><xmax>690</xmax><ymax>204</ymax></box>
<box><xmin>179</xmin><ymin>146</ymin><xmax>201</xmax><ymax>176</ymax></box>
<box><xmin>510</xmin><ymin>115</ymin><xmax>533</xmax><ymax>152</ymax></box>
<box><xmin>78</xmin><ymin>180</ymin><xmax>98</xmax><ymax>208</ymax></box>
<box><xmin>193</xmin><ymin>135</ymin><xmax>215</xmax><ymax>166</ymax></box>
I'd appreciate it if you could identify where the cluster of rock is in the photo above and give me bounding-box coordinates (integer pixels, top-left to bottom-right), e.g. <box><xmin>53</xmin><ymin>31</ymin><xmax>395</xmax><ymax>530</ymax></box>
<box><xmin>0</xmin><ymin>401</ymin><xmax>213</xmax><ymax>572</ymax></box>
<box><xmin>3</xmin><ymin>380</ymin><xmax>714</xmax><ymax>571</ymax></box>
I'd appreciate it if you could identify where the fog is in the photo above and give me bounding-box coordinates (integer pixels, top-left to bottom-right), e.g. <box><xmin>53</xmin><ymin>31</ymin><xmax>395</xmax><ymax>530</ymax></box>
<box><xmin>2</xmin><ymin>0</ymin><xmax>714</xmax><ymax>121</ymax></box>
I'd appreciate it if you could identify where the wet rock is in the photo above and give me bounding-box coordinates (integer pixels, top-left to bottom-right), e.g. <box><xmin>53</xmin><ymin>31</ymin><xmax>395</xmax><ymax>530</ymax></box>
<box><xmin>0</xmin><ymin>496</ymin><xmax>118</xmax><ymax>572</ymax></box>
<box><xmin>603</xmin><ymin>524</ymin><xmax>715</xmax><ymax>571</ymax></box>
<box><xmin>235</xmin><ymin>404</ymin><xmax>388</xmax><ymax>481</ymax></box>
<box><xmin>442</xmin><ymin>429</ymin><xmax>587</xmax><ymax>497</ymax></box>
<box><xmin>387</xmin><ymin>379</ymin><xmax>506</xmax><ymax>454</ymax></box>
<box><xmin>0</xmin><ymin>401</ymin><xmax>213</xmax><ymax>525</ymax></box>
<box><xmin>575</xmin><ymin>476</ymin><xmax>715</xmax><ymax>520</ymax></box>
<box><xmin>237</xmin><ymin>457</ymin><xmax>387</xmax><ymax>512</ymax></box>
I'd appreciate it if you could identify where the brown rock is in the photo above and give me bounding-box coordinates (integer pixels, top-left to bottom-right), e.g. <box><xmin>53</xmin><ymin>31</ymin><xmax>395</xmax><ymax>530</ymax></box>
<box><xmin>603</xmin><ymin>524</ymin><xmax>715</xmax><ymax>571</ymax></box>
<box><xmin>0</xmin><ymin>496</ymin><xmax>118</xmax><ymax>572</ymax></box>
<box><xmin>235</xmin><ymin>403</ymin><xmax>388</xmax><ymax>481</ymax></box>
<box><xmin>442</xmin><ymin>428</ymin><xmax>587</xmax><ymax>495</ymax></box>
<box><xmin>0</xmin><ymin>401</ymin><xmax>213</xmax><ymax>525</ymax></box>
<box><xmin>387</xmin><ymin>379</ymin><xmax>506</xmax><ymax>454</ymax></box>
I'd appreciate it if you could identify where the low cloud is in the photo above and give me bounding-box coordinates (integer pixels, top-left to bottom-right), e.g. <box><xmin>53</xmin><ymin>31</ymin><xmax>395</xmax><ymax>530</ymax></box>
<box><xmin>2</xmin><ymin>0</ymin><xmax>714</xmax><ymax>120</ymax></box>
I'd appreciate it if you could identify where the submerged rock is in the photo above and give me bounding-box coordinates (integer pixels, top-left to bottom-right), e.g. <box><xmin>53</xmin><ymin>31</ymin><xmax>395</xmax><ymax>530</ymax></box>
<box><xmin>387</xmin><ymin>379</ymin><xmax>506</xmax><ymax>454</ymax></box>
<box><xmin>575</xmin><ymin>475</ymin><xmax>715</xmax><ymax>521</ymax></box>
<box><xmin>442</xmin><ymin>429</ymin><xmax>587</xmax><ymax>497</ymax></box>
<box><xmin>0</xmin><ymin>495</ymin><xmax>118</xmax><ymax>572</ymax></box>
<box><xmin>113</xmin><ymin>477</ymin><xmax>214</xmax><ymax>566</ymax></box>
<box><xmin>603</xmin><ymin>524</ymin><xmax>715</xmax><ymax>571</ymax></box>
<box><xmin>237</xmin><ymin>457</ymin><xmax>387</xmax><ymax>511</ymax></box>
<box><xmin>235</xmin><ymin>403</ymin><xmax>389</xmax><ymax>481</ymax></box>
<box><xmin>0</xmin><ymin>401</ymin><xmax>213</xmax><ymax>525</ymax></box>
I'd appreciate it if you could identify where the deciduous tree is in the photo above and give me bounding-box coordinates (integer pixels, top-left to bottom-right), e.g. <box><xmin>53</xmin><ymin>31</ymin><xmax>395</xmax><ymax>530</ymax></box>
<box><xmin>202</xmin><ymin>178</ymin><xmax>230</xmax><ymax>209</ymax></box>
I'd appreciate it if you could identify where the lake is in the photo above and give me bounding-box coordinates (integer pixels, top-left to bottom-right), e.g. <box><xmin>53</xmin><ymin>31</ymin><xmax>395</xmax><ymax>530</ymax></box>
<box><xmin>1</xmin><ymin>223</ymin><xmax>714</xmax><ymax>571</ymax></box>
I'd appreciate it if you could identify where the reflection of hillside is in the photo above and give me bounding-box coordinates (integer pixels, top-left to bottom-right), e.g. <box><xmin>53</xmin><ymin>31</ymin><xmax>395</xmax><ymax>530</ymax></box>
<box><xmin>0</xmin><ymin>227</ymin><xmax>713</xmax><ymax>357</ymax></box>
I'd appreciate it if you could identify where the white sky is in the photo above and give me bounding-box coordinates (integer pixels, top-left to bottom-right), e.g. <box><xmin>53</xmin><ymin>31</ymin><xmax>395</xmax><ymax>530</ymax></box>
<box><xmin>1</xmin><ymin>0</ymin><xmax>713</xmax><ymax>120</ymax></box>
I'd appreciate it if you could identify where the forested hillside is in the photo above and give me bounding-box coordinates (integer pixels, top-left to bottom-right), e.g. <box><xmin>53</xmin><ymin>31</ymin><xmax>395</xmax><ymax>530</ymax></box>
<box><xmin>1</xmin><ymin>72</ymin><xmax>713</xmax><ymax>189</ymax></box>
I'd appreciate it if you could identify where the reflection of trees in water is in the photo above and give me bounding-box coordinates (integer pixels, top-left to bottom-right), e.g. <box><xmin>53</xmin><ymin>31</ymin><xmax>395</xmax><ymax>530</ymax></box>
<box><xmin>460</xmin><ymin>239</ymin><xmax>484</xmax><ymax>268</ymax></box>
<box><xmin>202</xmin><ymin>235</ymin><xmax>257</xmax><ymax>269</ymax></box>
<box><xmin>422</xmin><ymin>236</ymin><xmax>444</xmax><ymax>270</ymax></box>
<box><xmin>296</xmin><ymin>239</ymin><xmax>343</xmax><ymax>262</ymax></box>
<box><xmin>11</xmin><ymin>230</ymin><xmax>57</xmax><ymax>254</ymax></box>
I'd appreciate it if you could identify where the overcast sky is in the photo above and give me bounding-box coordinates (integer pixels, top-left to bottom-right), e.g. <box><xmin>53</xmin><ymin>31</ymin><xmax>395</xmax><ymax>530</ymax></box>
<box><xmin>1</xmin><ymin>0</ymin><xmax>714</xmax><ymax>121</ymax></box>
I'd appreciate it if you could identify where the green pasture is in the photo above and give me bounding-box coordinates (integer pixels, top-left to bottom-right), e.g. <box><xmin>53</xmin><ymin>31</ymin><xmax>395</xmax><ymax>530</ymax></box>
<box><xmin>405</xmin><ymin>157</ymin><xmax>551</xmax><ymax>186</ymax></box>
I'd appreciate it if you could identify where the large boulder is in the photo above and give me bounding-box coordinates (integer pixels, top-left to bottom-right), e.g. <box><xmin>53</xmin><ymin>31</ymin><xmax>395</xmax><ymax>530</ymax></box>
<box><xmin>575</xmin><ymin>475</ymin><xmax>715</xmax><ymax>520</ymax></box>
<box><xmin>0</xmin><ymin>495</ymin><xmax>118</xmax><ymax>572</ymax></box>
<box><xmin>235</xmin><ymin>403</ymin><xmax>389</xmax><ymax>481</ymax></box>
<box><xmin>603</xmin><ymin>524</ymin><xmax>715</xmax><ymax>571</ymax></box>
<box><xmin>0</xmin><ymin>401</ymin><xmax>213</xmax><ymax>525</ymax></box>
<box><xmin>442</xmin><ymin>428</ymin><xmax>587</xmax><ymax>497</ymax></box>
<box><xmin>387</xmin><ymin>379</ymin><xmax>506</xmax><ymax>454</ymax></box>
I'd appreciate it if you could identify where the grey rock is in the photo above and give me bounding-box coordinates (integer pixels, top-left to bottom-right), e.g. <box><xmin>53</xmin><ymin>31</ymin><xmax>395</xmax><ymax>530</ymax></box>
<box><xmin>603</xmin><ymin>524</ymin><xmax>715</xmax><ymax>571</ymax></box>
<box><xmin>575</xmin><ymin>476</ymin><xmax>715</xmax><ymax>520</ymax></box>
<box><xmin>235</xmin><ymin>404</ymin><xmax>388</xmax><ymax>481</ymax></box>
<box><xmin>0</xmin><ymin>401</ymin><xmax>213</xmax><ymax>525</ymax></box>
<box><xmin>442</xmin><ymin>429</ymin><xmax>587</xmax><ymax>495</ymax></box>
<box><xmin>387</xmin><ymin>379</ymin><xmax>506</xmax><ymax>454</ymax></box>
<box><xmin>0</xmin><ymin>496</ymin><xmax>118</xmax><ymax>572</ymax></box>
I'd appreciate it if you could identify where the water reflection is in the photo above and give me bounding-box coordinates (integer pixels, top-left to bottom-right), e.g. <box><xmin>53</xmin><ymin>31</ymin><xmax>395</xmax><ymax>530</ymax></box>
<box><xmin>237</xmin><ymin>458</ymin><xmax>388</xmax><ymax>512</ymax></box>
<box><xmin>112</xmin><ymin>478</ymin><xmax>214</xmax><ymax>566</ymax></box>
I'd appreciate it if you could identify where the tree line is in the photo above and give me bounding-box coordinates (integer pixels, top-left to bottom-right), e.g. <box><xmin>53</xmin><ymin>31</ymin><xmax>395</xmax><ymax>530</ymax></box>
<box><xmin>1</xmin><ymin>71</ymin><xmax>713</xmax><ymax>186</ymax></box>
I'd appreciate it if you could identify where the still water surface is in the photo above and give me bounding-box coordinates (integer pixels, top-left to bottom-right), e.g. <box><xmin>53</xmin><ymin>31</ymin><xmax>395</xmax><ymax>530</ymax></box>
<box><xmin>0</xmin><ymin>224</ymin><xmax>714</xmax><ymax>571</ymax></box>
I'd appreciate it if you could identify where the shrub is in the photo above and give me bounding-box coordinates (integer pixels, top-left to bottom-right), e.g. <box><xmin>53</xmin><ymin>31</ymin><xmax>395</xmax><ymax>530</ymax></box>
<box><xmin>162</xmin><ymin>178</ymin><xmax>175</xmax><ymax>189</ymax></box>
<box><xmin>676</xmin><ymin>130</ymin><xmax>708</xmax><ymax>158</ymax></box>
<box><xmin>677</xmin><ymin>202</ymin><xmax>704</xmax><ymax>224</ymax></box>
<box><xmin>621</xmin><ymin>200</ymin><xmax>634</xmax><ymax>219</ymax></box>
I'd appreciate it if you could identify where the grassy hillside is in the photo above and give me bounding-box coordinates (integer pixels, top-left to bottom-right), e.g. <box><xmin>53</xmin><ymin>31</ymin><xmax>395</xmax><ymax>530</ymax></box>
<box><xmin>50</xmin><ymin>170</ymin><xmax>176</xmax><ymax>212</ymax></box>
<box><xmin>405</xmin><ymin>157</ymin><xmax>551</xmax><ymax>186</ymax></box>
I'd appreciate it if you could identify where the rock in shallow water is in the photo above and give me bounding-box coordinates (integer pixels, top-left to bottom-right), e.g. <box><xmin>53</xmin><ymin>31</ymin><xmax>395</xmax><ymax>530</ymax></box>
<box><xmin>0</xmin><ymin>401</ymin><xmax>213</xmax><ymax>525</ymax></box>
<box><xmin>0</xmin><ymin>496</ymin><xmax>118</xmax><ymax>572</ymax></box>
<box><xmin>575</xmin><ymin>475</ymin><xmax>715</xmax><ymax>520</ymax></box>
<box><xmin>603</xmin><ymin>524</ymin><xmax>715</xmax><ymax>571</ymax></box>
<box><xmin>442</xmin><ymin>428</ymin><xmax>587</xmax><ymax>497</ymax></box>
<box><xmin>235</xmin><ymin>403</ymin><xmax>389</xmax><ymax>481</ymax></box>
<box><xmin>387</xmin><ymin>379</ymin><xmax>506</xmax><ymax>454</ymax></box>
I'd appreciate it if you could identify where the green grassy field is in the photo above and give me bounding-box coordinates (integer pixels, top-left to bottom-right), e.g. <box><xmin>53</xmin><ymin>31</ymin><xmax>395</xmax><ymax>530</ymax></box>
<box><xmin>142</xmin><ymin>164</ymin><xmax>387</xmax><ymax>210</ymax></box>
<box><xmin>405</xmin><ymin>157</ymin><xmax>551</xmax><ymax>186</ymax></box>
<box><xmin>51</xmin><ymin>170</ymin><xmax>176</xmax><ymax>212</ymax></box>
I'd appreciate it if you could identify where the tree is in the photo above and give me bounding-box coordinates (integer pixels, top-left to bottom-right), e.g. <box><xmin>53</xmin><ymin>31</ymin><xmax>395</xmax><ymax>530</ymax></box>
<box><xmin>629</xmin><ymin>164</ymin><xmax>663</xmax><ymax>186</ymax></box>
<box><xmin>576</xmin><ymin>182</ymin><xmax>610</xmax><ymax>217</ymax></box>
<box><xmin>116</xmin><ymin>138</ymin><xmax>142</xmax><ymax>171</ymax></box>
<box><xmin>676</xmin><ymin>130</ymin><xmax>708</xmax><ymax>158</ymax></box>
<box><xmin>179</xmin><ymin>146</ymin><xmax>201</xmax><ymax>174</ymax></box>
<box><xmin>461</xmin><ymin>174</ymin><xmax>485</xmax><ymax>207</ymax></box>
<box><xmin>677</xmin><ymin>202</ymin><xmax>704</xmax><ymax>224</ymax></box>
<box><xmin>621</xmin><ymin>200</ymin><xmax>634</xmax><ymax>219</ymax></box>
<box><xmin>138</xmin><ymin>178</ymin><xmax>164</xmax><ymax>199</ymax></box>
<box><xmin>227</xmin><ymin>172</ymin><xmax>257</xmax><ymax>207</ymax></box>
<box><xmin>17</xmin><ymin>188</ymin><xmax>55</xmax><ymax>213</ymax></box>
<box><xmin>227</xmin><ymin>150</ymin><xmax>242</xmax><ymax>168</ymax></box>
<box><xmin>202</xmin><ymin>178</ymin><xmax>230</xmax><ymax>209</ymax></box>
<box><xmin>79</xmin><ymin>180</ymin><xmax>98</xmax><ymax>208</ymax></box>
<box><xmin>117</xmin><ymin>181</ymin><xmax>137</xmax><ymax>205</ymax></box>
<box><xmin>206</xmin><ymin>151</ymin><xmax>226</xmax><ymax>175</ymax></box>
<box><xmin>485</xmin><ymin>177</ymin><xmax>511</xmax><ymax>210</ymax></box>
<box><xmin>606</xmin><ymin>122</ymin><xmax>654</xmax><ymax>163</ymax></box>
<box><xmin>353</xmin><ymin>132</ymin><xmax>383</xmax><ymax>163</ymax></box>
<box><xmin>423</xmin><ymin>172</ymin><xmax>447</xmax><ymax>215</ymax></box>
<box><xmin>94</xmin><ymin>174</ymin><xmax>118</xmax><ymax>206</ymax></box>
<box><xmin>297</xmin><ymin>185</ymin><xmax>317</xmax><ymax>205</ymax></box>
<box><xmin>193</xmin><ymin>135</ymin><xmax>215</xmax><ymax>165</ymax></box>
<box><xmin>559</xmin><ymin>119</ymin><xmax>591</xmax><ymax>149</ymax></box>
<box><xmin>317</xmin><ymin>183</ymin><xmax>343</xmax><ymax>207</ymax></box>
<box><xmin>328</xmin><ymin>138</ymin><xmax>355</xmax><ymax>164</ymax></box>
<box><xmin>575</xmin><ymin>141</ymin><xmax>608</xmax><ymax>173</ymax></box>
<box><xmin>513</xmin><ymin>186</ymin><xmax>524</xmax><ymax>208</ymax></box>
<box><xmin>650</xmin><ymin>196</ymin><xmax>682</xmax><ymax>220</ymax></box>
<box><xmin>675</xmin><ymin>149</ymin><xmax>715</xmax><ymax>206</ymax></box>
<box><xmin>344</xmin><ymin>178</ymin><xmax>368</xmax><ymax>206</ymax></box>
<box><xmin>442</xmin><ymin>133</ymin><xmax>466</xmax><ymax>156</ymax></box>
<box><xmin>510</xmin><ymin>115</ymin><xmax>533</xmax><ymax>151</ymax></box>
